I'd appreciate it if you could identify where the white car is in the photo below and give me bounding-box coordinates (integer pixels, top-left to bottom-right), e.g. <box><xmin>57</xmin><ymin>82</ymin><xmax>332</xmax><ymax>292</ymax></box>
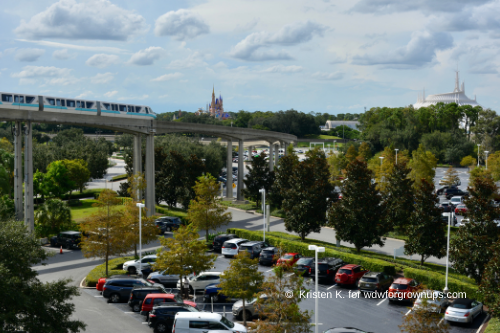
<box><xmin>176</xmin><ymin>272</ymin><xmax>222</xmax><ymax>292</ymax></box>
<box><xmin>221</xmin><ymin>238</ymin><xmax>248</xmax><ymax>258</ymax></box>
<box><xmin>412</xmin><ymin>290</ymin><xmax>450</xmax><ymax>313</ymax></box>
<box><xmin>147</xmin><ymin>269</ymin><xmax>194</xmax><ymax>286</ymax></box>
<box><xmin>173</xmin><ymin>312</ymin><xmax>246</xmax><ymax>333</ymax></box>
<box><xmin>450</xmin><ymin>196</ymin><xmax>463</xmax><ymax>206</ymax></box>
<box><xmin>445</xmin><ymin>298</ymin><xmax>483</xmax><ymax>324</ymax></box>
<box><xmin>122</xmin><ymin>255</ymin><xmax>157</xmax><ymax>274</ymax></box>
<box><xmin>456</xmin><ymin>218</ymin><xmax>470</xmax><ymax>227</ymax></box>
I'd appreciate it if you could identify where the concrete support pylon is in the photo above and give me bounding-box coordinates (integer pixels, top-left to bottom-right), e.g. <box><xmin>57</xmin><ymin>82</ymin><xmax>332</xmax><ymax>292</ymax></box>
<box><xmin>226</xmin><ymin>139</ymin><xmax>233</xmax><ymax>199</ymax></box>
<box><xmin>14</xmin><ymin>121</ymin><xmax>23</xmax><ymax>221</ymax></box>
<box><xmin>237</xmin><ymin>139</ymin><xmax>244</xmax><ymax>201</ymax></box>
<box><xmin>145</xmin><ymin>133</ymin><xmax>155</xmax><ymax>216</ymax></box>
<box><xmin>284</xmin><ymin>142</ymin><xmax>289</xmax><ymax>156</ymax></box>
<box><xmin>133</xmin><ymin>134</ymin><xmax>142</xmax><ymax>200</ymax></box>
<box><xmin>274</xmin><ymin>143</ymin><xmax>279</xmax><ymax>166</ymax></box>
<box><xmin>268</xmin><ymin>142</ymin><xmax>274</xmax><ymax>171</ymax></box>
<box><xmin>24</xmin><ymin>121</ymin><xmax>34</xmax><ymax>232</ymax></box>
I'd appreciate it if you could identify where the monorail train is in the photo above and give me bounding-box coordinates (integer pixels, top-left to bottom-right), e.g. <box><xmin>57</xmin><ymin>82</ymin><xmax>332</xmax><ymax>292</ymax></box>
<box><xmin>0</xmin><ymin>92</ymin><xmax>156</xmax><ymax>119</ymax></box>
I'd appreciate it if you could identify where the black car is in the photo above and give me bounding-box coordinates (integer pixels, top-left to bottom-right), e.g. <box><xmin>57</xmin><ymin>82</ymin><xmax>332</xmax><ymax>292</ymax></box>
<box><xmin>436</xmin><ymin>185</ymin><xmax>459</xmax><ymax>196</ymax></box>
<box><xmin>50</xmin><ymin>231</ymin><xmax>81</xmax><ymax>249</ymax></box>
<box><xmin>155</xmin><ymin>216</ymin><xmax>183</xmax><ymax>232</ymax></box>
<box><xmin>239</xmin><ymin>241</ymin><xmax>270</xmax><ymax>259</ymax></box>
<box><xmin>295</xmin><ymin>257</ymin><xmax>314</xmax><ymax>276</ymax></box>
<box><xmin>148</xmin><ymin>303</ymin><xmax>199</xmax><ymax>333</ymax></box>
<box><xmin>311</xmin><ymin>257</ymin><xmax>345</xmax><ymax>283</ymax></box>
<box><xmin>438</xmin><ymin>202</ymin><xmax>454</xmax><ymax>212</ymax></box>
<box><xmin>128</xmin><ymin>286</ymin><xmax>168</xmax><ymax>312</ymax></box>
<box><xmin>444</xmin><ymin>188</ymin><xmax>468</xmax><ymax>200</ymax></box>
<box><xmin>212</xmin><ymin>234</ymin><xmax>237</xmax><ymax>252</ymax></box>
<box><xmin>154</xmin><ymin>220</ymin><xmax>167</xmax><ymax>234</ymax></box>
<box><xmin>259</xmin><ymin>247</ymin><xmax>279</xmax><ymax>266</ymax></box>
<box><xmin>358</xmin><ymin>271</ymin><xmax>393</xmax><ymax>294</ymax></box>
<box><xmin>103</xmin><ymin>278</ymin><xmax>158</xmax><ymax>303</ymax></box>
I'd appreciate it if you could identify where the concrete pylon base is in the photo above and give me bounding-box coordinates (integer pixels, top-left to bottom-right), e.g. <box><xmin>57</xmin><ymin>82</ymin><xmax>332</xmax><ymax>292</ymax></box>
<box><xmin>233</xmin><ymin>200</ymin><xmax>249</xmax><ymax>205</ymax></box>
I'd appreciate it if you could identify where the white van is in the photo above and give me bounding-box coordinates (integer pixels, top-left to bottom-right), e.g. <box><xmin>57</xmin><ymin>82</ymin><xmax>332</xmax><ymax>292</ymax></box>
<box><xmin>172</xmin><ymin>312</ymin><xmax>247</xmax><ymax>333</ymax></box>
<box><xmin>221</xmin><ymin>238</ymin><xmax>248</xmax><ymax>258</ymax></box>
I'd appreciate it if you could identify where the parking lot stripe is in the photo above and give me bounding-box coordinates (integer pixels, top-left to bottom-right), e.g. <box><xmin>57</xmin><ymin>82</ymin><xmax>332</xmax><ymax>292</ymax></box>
<box><xmin>265</xmin><ymin>269</ymin><xmax>273</xmax><ymax>273</ymax></box>
<box><xmin>376</xmin><ymin>298</ymin><xmax>387</xmax><ymax>306</ymax></box>
<box><xmin>142</xmin><ymin>322</ymin><xmax>148</xmax><ymax>325</ymax></box>
<box><xmin>286</xmin><ymin>273</ymin><xmax>293</xmax><ymax>277</ymax></box>
<box><xmin>327</xmin><ymin>285</ymin><xmax>336</xmax><ymax>290</ymax></box>
<box><xmin>124</xmin><ymin>312</ymin><xmax>135</xmax><ymax>314</ymax></box>
<box><xmin>405</xmin><ymin>309</ymin><xmax>411</xmax><ymax>316</ymax></box>
<box><xmin>94</xmin><ymin>296</ymin><xmax>103</xmax><ymax>298</ymax></box>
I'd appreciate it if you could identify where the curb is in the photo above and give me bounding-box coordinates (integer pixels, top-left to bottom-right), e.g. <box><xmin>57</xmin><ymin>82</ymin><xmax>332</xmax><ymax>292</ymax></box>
<box><xmin>477</xmin><ymin>313</ymin><xmax>490</xmax><ymax>333</ymax></box>
<box><xmin>80</xmin><ymin>276</ymin><xmax>96</xmax><ymax>289</ymax></box>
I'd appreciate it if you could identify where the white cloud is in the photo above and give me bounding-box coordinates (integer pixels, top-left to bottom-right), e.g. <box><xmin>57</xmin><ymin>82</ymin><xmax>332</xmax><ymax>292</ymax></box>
<box><xmin>52</xmin><ymin>49</ymin><xmax>77</xmax><ymax>60</ymax></box>
<box><xmin>151</xmin><ymin>72</ymin><xmax>183</xmax><ymax>82</ymax></box>
<box><xmin>262</xmin><ymin>64</ymin><xmax>303</xmax><ymax>73</ymax></box>
<box><xmin>104</xmin><ymin>90</ymin><xmax>118</xmax><ymax>98</ymax></box>
<box><xmin>349</xmin><ymin>0</ymin><xmax>490</xmax><ymax>14</ymax></box>
<box><xmin>213</xmin><ymin>61</ymin><xmax>228</xmax><ymax>69</ymax></box>
<box><xmin>128</xmin><ymin>47</ymin><xmax>166</xmax><ymax>66</ymax></box>
<box><xmin>15</xmin><ymin>0</ymin><xmax>149</xmax><ymax>41</ymax></box>
<box><xmin>167</xmin><ymin>51</ymin><xmax>207</xmax><ymax>69</ymax></box>
<box><xmin>155</xmin><ymin>9</ymin><xmax>210</xmax><ymax>40</ymax></box>
<box><xmin>86</xmin><ymin>54</ymin><xmax>120</xmax><ymax>68</ymax></box>
<box><xmin>18</xmin><ymin>39</ymin><xmax>126</xmax><ymax>54</ymax></box>
<box><xmin>15</xmin><ymin>48</ymin><xmax>45</xmax><ymax>62</ymax></box>
<box><xmin>230</xmin><ymin>20</ymin><xmax>327</xmax><ymax>61</ymax></box>
<box><xmin>312</xmin><ymin>71</ymin><xmax>343</xmax><ymax>80</ymax></box>
<box><xmin>12</xmin><ymin>65</ymin><xmax>72</xmax><ymax>78</ymax></box>
<box><xmin>77</xmin><ymin>91</ymin><xmax>93</xmax><ymax>98</ymax></box>
<box><xmin>118</xmin><ymin>94</ymin><xmax>149</xmax><ymax>101</ymax></box>
<box><xmin>431</xmin><ymin>1</ymin><xmax>500</xmax><ymax>33</ymax></box>
<box><xmin>91</xmin><ymin>72</ymin><xmax>114</xmax><ymax>84</ymax></box>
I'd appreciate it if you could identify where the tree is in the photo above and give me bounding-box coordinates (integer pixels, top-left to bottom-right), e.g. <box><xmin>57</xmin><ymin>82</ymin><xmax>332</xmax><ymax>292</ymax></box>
<box><xmin>358</xmin><ymin>142</ymin><xmax>372</xmax><ymax>161</ymax></box>
<box><xmin>384</xmin><ymin>161</ymin><xmax>414</xmax><ymax>231</ymax></box>
<box><xmin>80</xmin><ymin>189</ymin><xmax>130</xmax><ymax>276</ymax></box>
<box><xmin>219</xmin><ymin>251</ymin><xmax>264</xmax><ymax>326</ymax></box>
<box><xmin>0</xmin><ymin>220</ymin><xmax>86</xmax><ymax>332</ymax></box>
<box><xmin>399</xmin><ymin>298</ymin><xmax>450</xmax><ymax>333</ymax></box>
<box><xmin>442</xmin><ymin>167</ymin><xmax>460</xmax><ymax>187</ymax></box>
<box><xmin>404</xmin><ymin>179</ymin><xmax>446</xmax><ymax>265</ymax></box>
<box><xmin>35</xmin><ymin>199</ymin><xmax>72</xmax><ymax>238</ymax></box>
<box><xmin>44</xmin><ymin>161</ymin><xmax>74</xmax><ymax>198</ymax></box>
<box><xmin>270</xmin><ymin>149</ymin><xmax>299</xmax><ymax>209</ymax></box>
<box><xmin>255</xmin><ymin>265</ymin><xmax>311</xmax><ymax>333</ymax></box>
<box><xmin>62</xmin><ymin>159</ymin><xmax>91</xmax><ymax>193</ymax></box>
<box><xmin>0</xmin><ymin>194</ymin><xmax>14</xmax><ymax>220</ymax></box>
<box><xmin>479</xmin><ymin>240</ymin><xmax>500</xmax><ymax>319</ymax></box>
<box><xmin>243</xmin><ymin>152</ymin><xmax>274</xmax><ymax>207</ymax></box>
<box><xmin>450</xmin><ymin>174</ymin><xmax>500</xmax><ymax>283</ymax></box>
<box><xmin>187</xmin><ymin>174</ymin><xmax>232</xmax><ymax>242</ymax></box>
<box><xmin>328</xmin><ymin>158</ymin><xmax>386</xmax><ymax>252</ymax></box>
<box><xmin>154</xmin><ymin>224</ymin><xmax>217</xmax><ymax>298</ymax></box>
<box><xmin>326</xmin><ymin>152</ymin><xmax>348</xmax><ymax>186</ymax></box>
<box><xmin>488</xmin><ymin>151</ymin><xmax>500</xmax><ymax>181</ymax></box>
<box><xmin>409</xmin><ymin>144</ymin><xmax>437</xmax><ymax>188</ymax></box>
<box><xmin>345</xmin><ymin>145</ymin><xmax>358</xmax><ymax>162</ymax></box>
<box><xmin>375</xmin><ymin>147</ymin><xmax>396</xmax><ymax>193</ymax></box>
<box><xmin>0</xmin><ymin>137</ymin><xmax>13</xmax><ymax>152</ymax></box>
<box><xmin>460</xmin><ymin>155</ymin><xmax>476</xmax><ymax>170</ymax></box>
<box><xmin>282</xmin><ymin>148</ymin><xmax>332</xmax><ymax>240</ymax></box>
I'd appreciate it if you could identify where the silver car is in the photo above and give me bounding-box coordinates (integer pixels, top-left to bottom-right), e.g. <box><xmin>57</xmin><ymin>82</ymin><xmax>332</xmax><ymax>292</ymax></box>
<box><xmin>445</xmin><ymin>298</ymin><xmax>483</xmax><ymax>324</ymax></box>
<box><xmin>412</xmin><ymin>290</ymin><xmax>450</xmax><ymax>313</ymax></box>
<box><xmin>232</xmin><ymin>295</ymin><xmax>268</xmax><ymax>320</ymax></box>
<box><xmin>147</xmin><ymin>270</ymin><xmax>193</xmax><ymax>287</ymax></box>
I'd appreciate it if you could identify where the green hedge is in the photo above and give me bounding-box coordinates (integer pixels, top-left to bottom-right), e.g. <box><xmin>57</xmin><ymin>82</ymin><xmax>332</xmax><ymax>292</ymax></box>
<box><xmin>485</xmin><ymin>317</ymin><xmax>500</xmax><ymax>333</ymax></box>
<box><xmin>227</xmin><ymin>228</ymin><xmax>397</xmax><ymax>276</ymax></box>
<box><xmin>155</xmin><ymin>206</ymin><xmax>188</xmax><ymax>223</ymax></box>
<box><xmin>85</xmin><ymin>256</ymin><xmax>133</xmax><ymax>287</ymax></box>
<box><xmin>403</xmin><ymin>267</ymin><xmax>481</xmax><ymax>301</ymax></box>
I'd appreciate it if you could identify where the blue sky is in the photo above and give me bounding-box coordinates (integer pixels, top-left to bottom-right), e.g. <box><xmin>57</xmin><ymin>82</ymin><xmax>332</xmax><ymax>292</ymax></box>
<box><xmin>1</xmin><ymin>0</ymin><xmax>499</xmax><ymax>116</ymax></box>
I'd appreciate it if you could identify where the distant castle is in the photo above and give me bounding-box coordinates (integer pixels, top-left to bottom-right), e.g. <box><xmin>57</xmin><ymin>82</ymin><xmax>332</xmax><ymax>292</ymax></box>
<box><xmin>196</xmin><ymin>86</ymin><xmax>230</xmax><ymax>120</ymax></box>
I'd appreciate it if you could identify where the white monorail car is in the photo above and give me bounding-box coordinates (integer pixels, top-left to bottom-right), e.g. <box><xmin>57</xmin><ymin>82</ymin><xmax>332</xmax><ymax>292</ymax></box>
<box><xmin>0</xmin><ymin>92</ymin><xmax>156</xmax><ymax>119</ymax></box>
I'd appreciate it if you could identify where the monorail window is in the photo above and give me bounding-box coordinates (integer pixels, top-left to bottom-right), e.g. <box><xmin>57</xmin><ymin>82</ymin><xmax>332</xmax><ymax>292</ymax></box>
<box><xmin>56</xmin><ymin>99</ymin><xmax>61</xmax><ymax>106</ymax></box>
<box><xmin>67</xmin><ymin>100</ymin><xmax>75</xmax><ymax>107</ymax></box>
<box><xmin>15</xmin><ymin>96</ymin><xmax>24</xmax><ymax>103</ymax></box>
<box><xmin>61</xmin><ymin>100</ymin><xmax>65</xmax><ymax>107</ymax></box>
<box><xmin>112</xmin><ymin>104</ymin><xmax>118</xmax><ymax>111</ymax></box>
<box><xmin>135</xmin><ymin>106</ymin><xmax>141</xmax><ymax>113</ymax></box>
<box><xmin>119</xmin><ymin>105</ymin><xmax>127</xmax><ymax>112</ymax></box>
<box><xmin>128</xmin><ymin>106</ymin><xmax>133</xmax><ymax>113</ymax></box>
<box><xmin>47</xmin><ymin>98</ymin><xmax>55</xmax><ymax>105</ymax></box>
<box><xmin>77</xmin><ymin>101</ymin><xmax>82</xmax><ymax>108</ymax></box>
<box><xmin>103</xmin><ymin>103</ymin><xmax>110</xmax><ymax>110</ymax></box>
<box><xmin>86</xmin><ymin>102</ymin><xmax>94</xmax><ymax>109</ymax></box>
<box><xmin>145</xmin><ymin>108</ymin><xmax>149</xmax><ymax>114</ymax></box>
<box><xmin>1</xmin><ymin>94</ymin><xmax>13</xmax><ymax>102</ymax></box>
<box><xmin>26</xmin><ymin>97</ymin><xmax>35</xmax><ymax>104</ymax></box>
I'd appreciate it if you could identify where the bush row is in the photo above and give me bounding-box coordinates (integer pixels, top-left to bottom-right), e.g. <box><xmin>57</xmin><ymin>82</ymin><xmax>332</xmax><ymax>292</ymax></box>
<box><xmin>155</xmin><ymin>206</ymin><xmax>188</xmax><ymax>223</ymax></box>
<box><xmin>85</xmin><ymin>256</ymin><xmax>133</xmax><ymax>287</ymax></box>
<box><xmin>227</xmin><ymin>228</ymin><xmax>397</xmax><ymax>276</ymax></box>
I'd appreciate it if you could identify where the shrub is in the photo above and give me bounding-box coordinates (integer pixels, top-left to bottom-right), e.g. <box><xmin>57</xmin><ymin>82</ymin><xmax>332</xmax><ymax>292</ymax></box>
<box><xmin>85</xmin><ymin>256</ymin><xmax>133</xmax><ymax>287</ymax></box>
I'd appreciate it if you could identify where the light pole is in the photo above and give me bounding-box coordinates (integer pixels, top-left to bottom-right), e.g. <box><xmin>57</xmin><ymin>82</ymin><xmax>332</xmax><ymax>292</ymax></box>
<box><xmin>379</xmin><ymin>156</ymin><xmax>384</xmax><ymax>166</ymax></box>
<box><xmin>308</xmin><ymin>245</ymin><xmax>325</xmax><ymax>333</ymax></box>
<box><xmin>477</xmin><ymin>144</ymin><xmax>481</xmax><ymax>167</ymax></box>
<box><xmin>395</xmin><ymin>149</ymin><xmax>399</xmax><ymax>165</ymax></box>
<box><xmin>485</xmin><ymin>151</ymin><xmax>490</xmax><ymax>170</ymax></box>
<box><xmin>334</xmin><ymin>140</ymin><xmax>337</xmax><ymax>152</ymax></box>
<box><xmin>259</xmin><ymin>188</ymin><xmax>266</xmax><ymax>241</ymax></box>
<box><xmin>136</xmin><ymin>202</ymin><xmax>145</xmax><ymax>276</ymax></box>
<box><xmin>444</xmin><ymin>204</ymin><xmax>453</xmax><ymax>294</ymax></box>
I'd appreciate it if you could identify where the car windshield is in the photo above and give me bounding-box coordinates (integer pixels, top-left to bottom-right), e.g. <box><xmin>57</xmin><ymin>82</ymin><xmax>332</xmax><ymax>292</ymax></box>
<box><xmin>240</xmin><ymin>246</ymin><xmax>253</xmax><ymax>251</ymax></box>
<box><xmin>220</xmin><ymin>316</ymin><xmax>234</xmax><ymax>328</ymax></box>
<box><xmin>338</xmin><ymin>269</ymin><xmax>352</xmax><ymax>274</ymax></box>
<box><xmin>283</xmin><ymin>254</ymin><xmax>293</xmax><ymax>259</ymax></box>
<box><xmin>391</xmin><ymin>283</ymin><xmax>408</xmax><ymax>290</ymax></box>
<box><xmin>361</xmin><ymin>277</ymin><xmax>377</xmax><ymax>283</ymax></box>
<box><xmin>262</xmin><ymin>250</ymin><xmax>274</xmax><ymax>254</ymax></box>
<box><xmin>452</xmin><ymin>303</ymin><xmax>470</xmax><ymax>309</ymax></box>
<box><xmin>296</xmin><ymin>259</ymin><xmax>311</xmax><ymax>265</ymax></box>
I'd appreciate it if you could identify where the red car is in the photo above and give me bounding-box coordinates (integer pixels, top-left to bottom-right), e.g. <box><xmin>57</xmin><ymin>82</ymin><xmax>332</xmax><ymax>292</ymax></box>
<box><xmin>334</xmin><ymin>264</ymin><xmax>369</xmax><ymax>286</ymax></box>
<box><xmin>388</xmin><ymin>277</ymin><xmax>420</xmax><ymax>302</ymax></box>
<box><xmin>455</xmin><ymin>204</ymin><xmax>468</xmax><ymax>215</ymax></box>
<box><xmin>277</xmin><ymin>253</ymin><xmax>302</xmax><ymax>266</ymax></box>
<box><xmin>140</xmin><ymin>293</ymin><xmax>197</xmax><ymax>316</ymax></box>
<box><xmin>96</xmin><ymin>274</ymin><xmax>146</xmax><ymax>293</ymax></box>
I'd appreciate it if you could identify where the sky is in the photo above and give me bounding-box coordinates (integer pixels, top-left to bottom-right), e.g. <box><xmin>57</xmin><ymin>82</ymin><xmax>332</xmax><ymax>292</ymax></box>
<box><xmin>1</xmin><ymin>0</ymin><xmax>500</xmax><ymax>116</ymax></box>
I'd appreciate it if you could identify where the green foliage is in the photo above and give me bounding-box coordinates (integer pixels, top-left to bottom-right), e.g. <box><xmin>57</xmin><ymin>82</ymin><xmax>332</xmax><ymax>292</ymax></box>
<box><xmin>0</xmin><ymin>194</ymin><xmax>14</xmax><ymax>220</ymax></box>
<box><xmin>383</xmin><ymin>161</ymin><xmax>414</xmax><ymax>231</ymax></box>
<box><xmin>479</xmin><ymin>241</ymin><xmax>500</xmax><ymax>319</ymax></box>
<box><xmin>61</xmin><ymin>159</ymin><xmax>91</xmax><ymax>193</ymax></box>
<box><xmin>270</xmin><ymin>150</ymin><xmax>299</xmax><ymax>209</ymax></box>
<box><xmin>325</xmin><ymin>125</ymin><xmax>360</xmax><ymax>139</ymax></box>
<box><xmin>85</xmin><ymin>256</ymin><xmax>134</xmax><ymax>287</ymax></box>
<box><xmin>484</xmin><ymin>317</ymin><xmax>500</xmax><ymax>332</ymax></box>
<box><xmin>44</xmin><ymin>161</ymin><xmax>75</xmax><ymax>198</ymax></box>
<box><xmin>408</xmin><ymin>144</ymin><xmax>437</xmax><ymax>187</ymax></box>
<box><xmin>0</xmin><ymin>220</ymin><xmax>86</xmax><ymax>332</ymax></box>
<box><xmin>0</xmin><ymin>149</ymin><xmax>14</xmax><ymax>197</ymax></box>
<box><xmin>243</xmin><ymin>152</ymin><xmax>274</xmax><ymax>207</ymax></box>
<box><xmin>35</xmin><ymin>199</ymin><xmax>72</xmax><ymax>238</ymax></box>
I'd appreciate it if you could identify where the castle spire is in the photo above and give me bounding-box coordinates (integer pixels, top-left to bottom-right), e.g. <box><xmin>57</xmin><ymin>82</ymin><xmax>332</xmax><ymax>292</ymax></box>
<box><xmin>454</xmin><ymin>69</ymin><xmax>460</xmax><ymax>93</ymax></box>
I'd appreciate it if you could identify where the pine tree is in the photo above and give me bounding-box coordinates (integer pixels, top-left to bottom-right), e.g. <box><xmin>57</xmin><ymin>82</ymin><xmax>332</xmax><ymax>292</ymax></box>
<box><xmin>479</xmin><ymin>240</ymin><xmax>500</xmax><ymax>319</ymax></box>
<box><xmin>384</xmin><ymin>161</ymin><xmax>414</xmax><ymax>231</ymax></box>
<box><xmin>270</xmin><ymin>150</ymin><xmax>299</xmax><ymax>209</ymax></box>
<box><xmin>243</xmin><ymin>152</ymin><xmax>274</xmax><ymax>208</ymax></box>
<box><xmin>409</xmin><ymin>144</ymin><xmax>438</xmax><ymax>188</ymax></box>
<box><xmin>442</xmin><ymin>166</ymin><xmax>460</xmax><ymax>186</ymax></box>
<box><xmin>345</xmin><ymin>145</ymin><xmax>358</xmax><ymax>162</ymax></box>
<box><xmin>404</xmin><ymin>179</ymin><xmax>446</xmax><ymax>265</ymax></box>
<box><xmin>357</xmin><ymin>142</ymin><xmax>372</xmax><ymax>161</ymax></box>
<box><xmin>328</xmin><ymin>158</ymin><xmax>386</xmax><ymax>252</ymax></box>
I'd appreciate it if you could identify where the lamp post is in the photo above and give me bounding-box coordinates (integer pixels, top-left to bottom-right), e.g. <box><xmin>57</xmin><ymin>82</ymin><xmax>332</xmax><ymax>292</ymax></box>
<box><xmin>136</xmin><ymin>202</ymin><xmax>145</xmax><ymax>276</ymax></box>
<box><xmin>308</xmin><ymin>245</ymin><xmax>325</xmax><ymax>333</ymax></box>
<box><xmin>485</xmin><ymin>151</ymin><xmax>490</xmax><ymax>170</ymax></box>
<box><xmin>477</xmin><ymin>144</ymin><xmax>481</xmax><ymax>167</ymax></box>
<box><xmin>259</xmin><ymin>188</ymin><xmax>266</xmax><ymax>241</ymax></box>
<box><xmin>379</xmin><ymin>156</ymin><xmax>384</xmax><ymax>166</ymax></box>
<box><xmin>395</xmin><ymin>149</ymin><xmax>399</xmax><ymax>165</ymax></box>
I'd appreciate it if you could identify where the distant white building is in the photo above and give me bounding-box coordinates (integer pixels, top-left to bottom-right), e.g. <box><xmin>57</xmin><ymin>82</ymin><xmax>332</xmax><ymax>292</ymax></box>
<box><xmin>413</xmin><ymin>72</ymin><xmax>480</xmax><ymax>109</ymax></box>
<box><xmin>323</xmin><ymin>120</ymin><xmax>360</xmax><ymax>131</ymax></box>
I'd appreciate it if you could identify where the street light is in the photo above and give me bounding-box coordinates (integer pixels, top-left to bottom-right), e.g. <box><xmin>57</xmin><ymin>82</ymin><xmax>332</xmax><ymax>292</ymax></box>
<box><xmin>309</xmin><ymin>245</ymin><xmax>325</xmax><ymax>333</ymax></box>
<box><xmin>395</xmin><ymin>149</ymin><xmax>399</xmax><ymax>165</ymax></box>
<box><xmin>259</xmin><ymin>188</ymin><xmax>266</xmax><ymax>241</ymax></box>
<box><xmin>444</xmin><ymin>205</ymin><xmax>454</xmax><ymax>294</ymax></box>
<box><xmin>136</xmin><ymin>202</ymin><xmax>145</xmax><ymax>276</ymax></box>
<box><xmin>477</xmin><ymin>144</ymin><xmax>481</xmax><ymax>167</ymax></box>
<box><xmin>485</xmin><ymin>151</ymin><xmax>490</xmax><ymax>170</ymax></box>
<box><xmin>379</xmin><ymin>156</ymin><xmax>384</xmax><ymax>166</ymax></box>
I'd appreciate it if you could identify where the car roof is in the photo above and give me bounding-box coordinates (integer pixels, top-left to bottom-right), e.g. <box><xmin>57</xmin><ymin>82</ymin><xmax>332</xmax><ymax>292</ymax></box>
<box><xmin>144</xmin><ymin>293</ymin><xmax>175</xmax><ymax>299</ymax></box>
<box><xmin>262</xmin><ymin>247</ymin><xmax>277</xmax><ymax>250</ymax></box>
<box><xmin>283</xmin><ymin>252</ymin><xmax>299</xmax><ymax>256</ymax></box>
<box><xmin>240</xmin><ymin>241</ymin><xmax>263</xmax><ymax>246</ymax></box>
<box><xmin>143</xmin><ymin>255</ymin><xmax>157</xmax><ymax>259</ymax></box>
<box><xmin>453</xmin><ymin>298</ymin><xmax>474</xmax><ymax>306</ymax></box>
<box><xmin>363</xmin><ymin>271</ymin><xmax>382</xmax><ymax>277</ymax></box>
<box><xmin>215</xmin><ymin>234</ymin><xmax>235</xmax><ymax>238</ymax></box>
<box><xmin>198</xmin><ymin>272</ymin><xmax>222</xmax><ymax>276</ymax></box>
<box><xmin>393</xmin><ymin>277</ymin><xmax>413</xmax><ymax>284</ymax></box>
<box><xmin>155</xmin><ymin>303</ymin><xmax>191</xmax><ymax>309</ymax></box>
<box><xmin>340</xmin><ymin>264</ymin><xmax>360</xmax><ymax>269</ymax></box>
<box><xmin>175</xmin><ymin>312</ymin><xmax>222</xmax><ymax>320</ymax></box>
<box><xmin>60</xmin><ymin>231</ymin><xmax>80</xmax><ymax>235</ymax></box>
<box><xmin>224</xmin><ymin>238</ymin><xmax>247</xmax><ymax>243</ymax></box>
<box><xmin>132</xmin><ymin>286</ymin><xmax>164</xmax><ymax>291</ymax></box>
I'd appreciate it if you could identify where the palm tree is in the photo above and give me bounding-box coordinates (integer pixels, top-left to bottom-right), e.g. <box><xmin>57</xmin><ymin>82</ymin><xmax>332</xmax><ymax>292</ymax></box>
<box><xmin>35</xmin><ymin>199</ymin><xmax>72</xmax><ymax>237</ymax></box>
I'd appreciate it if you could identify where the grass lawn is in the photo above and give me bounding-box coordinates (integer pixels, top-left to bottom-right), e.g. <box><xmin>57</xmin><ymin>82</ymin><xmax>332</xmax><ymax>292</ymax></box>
<box><xmin>485</xmin><ymin>317</ymin><xmax>500</xmax><ymax>333</ymax></box>
<box><xmin>304</xmin><ymin>134</ymin><xmax>342</xmax><ymax>140</ymax></box>
<box><xmin>221</xmin><ymin>200</ymin><xmax>257</xmax><ymax>211</ymax></box>
<box><xmin>70</xmin><ymin>199</ymin><xmax>122</xmax><ymax>222</ymax></box>
<box><xmin>386</xmin><ymin>226</ymin><xmax>459</xmax><ymax>242</ymax></box>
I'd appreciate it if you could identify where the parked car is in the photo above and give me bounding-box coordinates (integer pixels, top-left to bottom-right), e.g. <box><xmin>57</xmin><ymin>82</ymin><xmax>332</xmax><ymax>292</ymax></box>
<box><xmin>176</xmin><ymin>272</ymin><xmax>222</xmax><ymax>292</ymax></box>
<box><xmin>103</xmin><ymin>278</ymin><xmax>158</xmax><ymax>303</ymax></box>
<box><xmin>154</xmin><ymin>220</ymin><xmax>167</xmax><ymax>234</ymax></box>
<box><xmin>436</xmin><ymin>185</ymin><xmax>459</xmax><ymax>196</ymax></box>
<box><xmin>96</xmin><ymin>274</ymin><xmax>142</xmax><ymax>292</ymax></box>
<box><xmin>444</xmin><ymin>188</ymin><xmax>468</xmax><ymax>200</ymax></box>
<box><xmin>50</xmin><ymin>231</ymin><xmax>81</xmax><ymax>249</ymax></box>
<box><xmin>294</xmin><ymin>257</ymin><xmax>315</xmax><ymax>277</ymax></box>
<box><xmin>335</xmin><ymin>264</ymin><xmax>369</xmax><ymax>287</ymax></box>
<box><xmin>212</xmin><ymin>234</ymin><xmax>237</xmax><ymax>252</ymax></box>
<box><xmin>445</xmin><ymin>298</ymin><xmax>483</xmax><ymax>324</ymax></box>
<box><xmin>412</xmin><ymin>290</ymin><xmax>450</xmax><ymax>313</ymax></box>
<box><xmin>173</xmin><ymin>312</ymin><xmax>247</xmax><ymax>333</ymax></box>
<box><xmin>123</xmin><ymin>255</ymin><xmax>157</xmax><ymax>274</ymax></box>
<box><xmin>128</xmin><ymin>286</ymin><xmax>168</xmax><ymax>312</ymax></box>
<box><xmin>441</xmin><ymin>213</ymin><xmax>457</xmax><ymax>226</ymax></box>
<box><xmin>456</xmin><ymin>218</ymin><xmax>470</xmax><ymax>227</ymax></box>
<box><xmin>439</xmin><ymin>202</ymin><xmax>454</xmax><ymax>212</ymax></box>
<box><xmin>140</xmin><ymin>293</ymin><xmax>196</xmax><ymax>316</ymax></box>
<box><xmin>221</xmin><ymin>238</ymin><xmax>249</xmax><ymax>258</ymax></box>
<box><xmin>232</xmin><ymin>294</ymin><xmax>268</xmax><ymax>321</ymax></box>
<box><xmin>450</xmin><ymin>196</ymin><xmax>463</xmax><ymax>206</ymax></box>
<box><xmin>358</xmin><ymin>271</ymin><xmax>393</xmax><ymax>294</ymax></box>
<box><xmin>155</xmin><ymin>216</ymin><xmax>183</xmax><ymax>232</ymax></box>
<box><xmin>239</xmin><ymin>241</ymin><xmax>271</xmax><ymax>259</ymax></box>
<box><xmin>277</xmin><ymin>253</ymin><xmax>303</xmax><ymax>266</ymax></box>
<box><xmin>310</xmin><ymin>257</ymin><xmax>345</xmax><ymax>283</ymax></box>
<box><xmin>148</xmin><ymin>270</ymin><xmax>193</xmax><ymax>287</ymax></box>
<box><xmin>148</xmin><ymin>303</ymin><xmax>200</xmax><ymax>333</ymax></box>
<box><xmin>258</xmin><ymin>247</ymin><xmax>280</xmax><ymax>266</ymax></box>
<box><xmin>455</xmin><ymin>204</ymin><xmax>468</xmax><ymax>215</ymax></box>
<box><xmin>203</xmin><ymin>283</ymin><xmax>227</xmax><ymax>303</ymax></box>
<box><xmin>388</xmin><ymin>278</ymin><xmax>420</xmax><ymax>302</ymax></box>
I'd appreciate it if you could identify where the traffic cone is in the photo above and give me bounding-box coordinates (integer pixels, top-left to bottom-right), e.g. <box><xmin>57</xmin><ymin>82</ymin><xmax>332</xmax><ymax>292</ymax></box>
<box><xmin>60</xmin><ymin>246</ymin><xmax>63</xmax><ymax>254</ymax></box>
